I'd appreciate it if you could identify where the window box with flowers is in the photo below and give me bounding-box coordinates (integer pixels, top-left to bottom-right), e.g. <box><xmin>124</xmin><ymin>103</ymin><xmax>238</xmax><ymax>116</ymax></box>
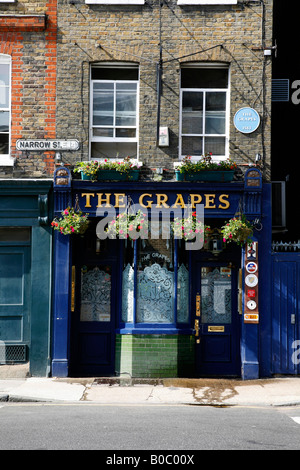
<box><xmin>74</xmin><ymin>157</ymin><xmax>142</xmax><ymax>182</ymax></box>
<box><xmin>175</xmin><ymin>154</ymin><xmax>237</xmax><ymax>182</ymax></box>
<box><xmin>51</xmin><ymin>207</ymin><xmax>89</xmax><ymax>235</ymax></box>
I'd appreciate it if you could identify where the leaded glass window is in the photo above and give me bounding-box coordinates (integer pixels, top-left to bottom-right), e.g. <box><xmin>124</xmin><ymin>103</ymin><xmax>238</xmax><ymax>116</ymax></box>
<box><xmin>121</xmin><ymin>230</ymin><xmax>190</xmax><ymax>328</ymax></box>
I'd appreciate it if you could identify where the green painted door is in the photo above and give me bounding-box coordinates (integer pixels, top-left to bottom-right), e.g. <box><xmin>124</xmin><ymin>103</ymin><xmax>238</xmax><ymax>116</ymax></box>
<box><xmin>0</xmin><ymin>247</ymin><xmax>31</xmax><ymax>356</ymax></box>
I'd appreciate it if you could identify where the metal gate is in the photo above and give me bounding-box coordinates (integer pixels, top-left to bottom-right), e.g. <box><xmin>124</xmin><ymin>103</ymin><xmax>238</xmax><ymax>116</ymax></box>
<box><xmin>272</xmin><ymin>251</ymin><xmax>300</xmax><ymax>375</ymax></box>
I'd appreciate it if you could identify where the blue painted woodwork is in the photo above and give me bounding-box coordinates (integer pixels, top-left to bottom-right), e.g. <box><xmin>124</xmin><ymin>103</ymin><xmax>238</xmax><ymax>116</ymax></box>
<box><xmin>271</xmin><ymin>253</ymin><xmax>300</xmax><ymax>376</ymax></box>
<box><xmin>241</xmin><ymin>183</ymin><xmax>272</xmax><ymax>380</ymax></box>
<box><xmin>51</xmin><ymin>232</ymin><xmax>72</xmax><ymax>377</ymax></box>
<box><xmin>52</xmin><ymin>167</ymin><xmax>274</xmax><ymax>379</ymax></box>
<box><xmin>192</xmin><ymin>251</ymin><xmax>241</xmax><ymax>377</ymax></box>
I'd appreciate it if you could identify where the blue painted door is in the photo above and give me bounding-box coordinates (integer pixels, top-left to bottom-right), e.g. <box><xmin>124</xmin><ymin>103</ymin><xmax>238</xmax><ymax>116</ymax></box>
<box><xmin>193</xmin><ymin>260</ymin><xmax>240</xmax><ymax>377</ymax></box>
<box><xmin>272</xmin><ymin>254</ymin><xmax>300</xmax><ymax>375</ymax></box>
<box><xmin>70</xmin><ymin>235</ymin><xmax>118</xmax><ymax>377</ymax></box>
<box><xmin>0</xmin><ymin>246</ymin><xmax>30</xmax><ymax>351</ymax></box>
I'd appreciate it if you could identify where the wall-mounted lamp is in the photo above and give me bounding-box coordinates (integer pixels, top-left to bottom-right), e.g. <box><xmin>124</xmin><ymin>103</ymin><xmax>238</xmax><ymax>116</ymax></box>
<box><xmin>206</xmin><ymin>228</ymin><xmax>224</xmax><ymax>256</ymax></box>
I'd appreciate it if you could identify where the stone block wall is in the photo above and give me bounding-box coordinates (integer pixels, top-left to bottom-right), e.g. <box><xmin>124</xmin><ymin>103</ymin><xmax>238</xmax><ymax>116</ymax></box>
<box><xmin>56</xmin><ymin>0</ymin><xmax>273</xmax><ymax>180</ymax></box>
<box><xmin>0</xmin><ymin>0</ymin><xmax>273</xmax><ymax>179</ymax></box>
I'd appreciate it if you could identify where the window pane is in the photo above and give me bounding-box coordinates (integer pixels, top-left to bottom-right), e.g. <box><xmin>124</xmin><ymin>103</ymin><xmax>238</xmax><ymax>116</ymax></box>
<box><xmin>80</xmin><ymin>266</ymin><xmax>111</xmax><ymax>322</ymax></box>
<box><xmin>0</xmin><ymin>87</ymin><xmax>9</xmax><ymax>108</ymax></box>
<box><xmin>116</xmin><ymin>128</ymin><xmax>136</xmax><ymax>138</ymax></box>
<box><xmin>182</xmin><ymin>92</ymin><xmax>203</xmax><ymax>134</ymax></box>
<box><xmin>91</xmin><ymin>141</ymin><xmax>137</xmax><ymax>159</ymax></box>
<box><xmin>182</xmin><ymin>136</ymin><xmax>203</xmax><ymax>156</ymax></box>
<box><xmin>93</xmin><ymin>83</ymin><xmax>114</xmax><ymax>126</ymax></box>
<box><xmin>93</xmin><ymin>128</ymin><xmax>114</xmax><ymax>138</ymax></box>
<box><xmin>181</xmin><ymin>68</ymin><xmax>228</xmax><ymax>89</ymax></box>
<box><xmin>92</xmin><ymin>67</ymin><xmax>138</xmax><ymax>81</ymax></box>
<box><xmin>201</xmin><ymin>267</ymin><xmax>232</xmax><ymax>325</ymax></box>
<box><xmin>136</xmin><ymin>235</ymin><xmax>174</xmax><ymax>324</ymax></box>
<box><xmin>177</xmin><ymin>247</ymin><xmax>189</xmax><ymax>324</ymax></box>
<box><xmin>0</xmin><ymin>112</ymin><xmax>9</xmax><ymax>132</ymax></box>
<box><xmin>205</xmin><ymin>137</ymin><xmax>226</xmax><ymax>156</ymax></box>
<box><xmin>205</xmin><ymin>92</ymin><xmax>226</xmax><ymax>134</ymax></box>
<box><xmin>0</xmin><ymin>64</ymin><xmax>10</xmax><ymax>87</ymax></box>
<box><xmin>0</xmin><ymin>134</ymin><xmax>9</xmax><ymax>154</ymax></box>
<box><xmin>116</xmin><ymin>83</ymin><xmax>137</xmax><ymax>127</ymax></box>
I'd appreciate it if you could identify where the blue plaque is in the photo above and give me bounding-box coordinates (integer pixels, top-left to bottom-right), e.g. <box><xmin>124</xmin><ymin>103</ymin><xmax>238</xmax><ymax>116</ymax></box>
<box><xmin>234</xmin><ymin>108</ymin><xmax>260</xmax><ymax>134</ymax></box>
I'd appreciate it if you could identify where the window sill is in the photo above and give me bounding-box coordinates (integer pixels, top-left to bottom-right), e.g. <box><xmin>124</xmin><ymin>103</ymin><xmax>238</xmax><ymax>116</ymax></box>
<box><xmin>177</xmin><ymin>0</ymin><xmax>237</xmax><ymax>4</ymax></box>
<box><xmin>85</xmin><ymin>0</ymin><xmax>145</xmax><ymax>4</ymax></box>
<box><xmin>0</xmin><ymin>156</ymin><xmax>15</xmax><ymax>167</ymax></box>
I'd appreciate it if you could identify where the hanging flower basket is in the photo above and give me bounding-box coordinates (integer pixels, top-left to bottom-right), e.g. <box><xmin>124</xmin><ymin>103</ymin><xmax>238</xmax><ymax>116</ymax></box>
<box><xmin>171</xmin><ymin>211</ymin><xmax>207</xmax><ymax>242</ymax></box>
<box><xmin>106</xmin><ymin>209</ymin><xmax>148</xmax><ymax>241</ymax></box>
<box><xmin>221</xmin><ymin>216</ymin><xmax>253</xmax><ymax>246</ymax></box>
<box><xmin>51</xmin><ymin>207</ymin><xmax>89</xmax><ymax>235</ymax></box>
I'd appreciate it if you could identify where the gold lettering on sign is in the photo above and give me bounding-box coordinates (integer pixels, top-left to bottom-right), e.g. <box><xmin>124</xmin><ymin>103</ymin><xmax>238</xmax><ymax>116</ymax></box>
<box><xmin>115</xmin><ymin>193</ymin><xmax>126</xmax><ymax>208</ymax></box>
<box><xmin>190</xmin><ymin>194</ymin><xmax>202</xmax><ymax>208</ymax></box>
<box><xmin>82</xmin><ymin>193</ymin><xmax>94</xmax><ymax>208</ymax></box>
<box><xmin>173</xmin><ymin>194</ymin><xmax>187</xmax><ymax>209</ymax></box>
<box><xmin>218</xmin><ymin>194</ymin><xmax>230</xmax><ymax>210</ymax></box>
<box><xmin>156</xmin><ymin>193</ymin><xmax>170</xmax><ymax>208</ymax></box>
<box><xmin>97</xmin><ymin>193</ymin><xmax>111</xmax><ymax>207</ymax></box>
<box><xmin>205</xmin><ymin>194</ymin><xmax>216</xmax><ymax>209</ymax></box>
<box><xmin>139</xmin><ymin>193</ymin><xmax>153</xmax><ymax>208</ymax></box>
<box><xmin>81</xmin><ymin>192</ymin><xmax>232</xmax><ymax>210</ymax></box>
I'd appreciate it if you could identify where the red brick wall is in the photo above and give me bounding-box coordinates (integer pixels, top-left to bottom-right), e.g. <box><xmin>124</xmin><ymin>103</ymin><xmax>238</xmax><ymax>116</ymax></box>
<box><xmin>0</xmin><ymin>2</ymin><xmax>57</xmax><ymax>176</ymax></box>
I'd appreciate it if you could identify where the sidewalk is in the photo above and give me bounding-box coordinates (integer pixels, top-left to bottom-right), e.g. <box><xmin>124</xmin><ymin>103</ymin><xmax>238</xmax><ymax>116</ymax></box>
<box><xmin>1</xmin><ymin>373</ymin><xmax>300</xmax><ymax>407</ymax></box>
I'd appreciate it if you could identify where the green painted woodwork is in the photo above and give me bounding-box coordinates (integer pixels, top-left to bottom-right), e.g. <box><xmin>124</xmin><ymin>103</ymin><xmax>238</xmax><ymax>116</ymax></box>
<box><xmin>0</xmin><ymin>180</ymin><xmax>52</xmax><ymax>376</ymax></box>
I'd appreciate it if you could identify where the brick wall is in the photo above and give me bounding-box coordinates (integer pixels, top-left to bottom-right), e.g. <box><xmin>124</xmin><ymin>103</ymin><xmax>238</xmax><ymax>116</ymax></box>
<box><xmin>56</xmin><ymin>0</ymin><xmax>273</xmax><ymax>180</ymax></box>
<box><xmin>0</xmin><ymin>0</ymin><xmax>57</xmax><ymax>177</ymax></box>
<box><xmin>0</xmin><ymin>0</ymin><xmax>273</xmax><ymax>179</ymax></box>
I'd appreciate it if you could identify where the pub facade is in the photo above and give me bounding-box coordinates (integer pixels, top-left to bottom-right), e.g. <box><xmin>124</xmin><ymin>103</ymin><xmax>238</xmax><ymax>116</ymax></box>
<box><xmin>52</xmin><ymin>166</ymin><xmax>272</xmax><ymax>380</ymax></box>
<box><xmin>50</xmin><ymin>0</ymin><xmax>274</xmax><ymax>380</ymax></box>
<box><xmin>0</xmin><ymin>0</ymin><xmax>276</xmax><ymax>379</ymax></box>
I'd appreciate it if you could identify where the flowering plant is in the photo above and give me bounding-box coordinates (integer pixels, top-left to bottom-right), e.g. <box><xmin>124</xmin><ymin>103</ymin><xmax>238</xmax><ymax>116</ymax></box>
<box><xmin>73</xmin><ymin>160</ymin><xmax>99</xmax><ymax>180</ymax></box>
<box><xmin>177</xmin><ymin>154</ymin><xmax>238</xmax><ymax>174</ymax></box>
<box><xmin>51</xmin><ymin>207</ymin><xmax>89</xmax><ymax>235</ymax></box>
<box><xmin>106</xmin><ymin>210</ymin><xmax>148</xmax><ymax>240</ymax></box>
<box><xmin>172</xmin><ymin>212</ymin><xmax>206</xmax><ymax>241</ymax></box>
<box><xmin>98</xmin><ymin>156</ymin><xmax>141</xmax><ymax>174</ymax></box>
<box><xmin>74</xmin><ymin>157</ymin><xmax>142</xmax><ymax>180</ymax></box>
<box><xmin>221</xmin><ymin>216</ymin><xmax>253</xmax><ymax>246</ymax></box>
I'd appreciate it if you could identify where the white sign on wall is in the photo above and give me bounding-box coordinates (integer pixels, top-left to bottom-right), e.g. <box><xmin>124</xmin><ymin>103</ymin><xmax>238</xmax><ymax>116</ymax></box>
<box><xmin>16</xmin><ymin>139</ymin><xmax>80</xmax><ymax>151</ymax></box>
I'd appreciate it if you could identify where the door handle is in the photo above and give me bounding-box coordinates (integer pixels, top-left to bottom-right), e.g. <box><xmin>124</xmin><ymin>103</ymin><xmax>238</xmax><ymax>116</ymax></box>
<box><xmin>194</xmin><ymin>319</ymin><xmax>200</xmax><ymax>344</ymax></box>
<box><xmin>194</xmin><ymin>319</ymin><xmax>199</xmax><ymax>337</ymax></box>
